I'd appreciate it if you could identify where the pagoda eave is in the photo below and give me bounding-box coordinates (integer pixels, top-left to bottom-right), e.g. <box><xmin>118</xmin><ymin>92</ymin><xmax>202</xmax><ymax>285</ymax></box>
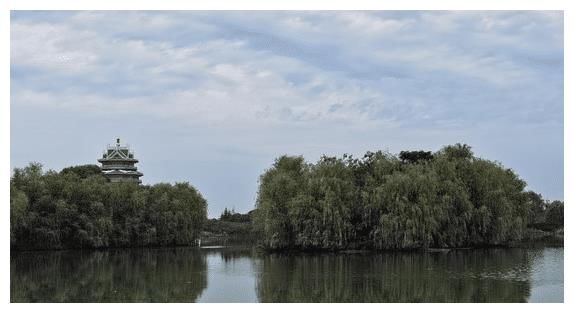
<box><xmin>103</xmin><ymin>172</ymin><xmax>143</xmax><ymax>177</ymax></box>
<box><xmin>98</xmin><ymin>158</ymin><xmax>139</xmax><ymax>163</ymax></box>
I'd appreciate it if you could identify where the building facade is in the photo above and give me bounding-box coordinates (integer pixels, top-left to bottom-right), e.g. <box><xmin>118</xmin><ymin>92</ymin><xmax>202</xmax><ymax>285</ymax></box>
<box><xmin>98</xmin><ymin>138</ymin><xmax>143</xmax><ymax>183</ymax></box>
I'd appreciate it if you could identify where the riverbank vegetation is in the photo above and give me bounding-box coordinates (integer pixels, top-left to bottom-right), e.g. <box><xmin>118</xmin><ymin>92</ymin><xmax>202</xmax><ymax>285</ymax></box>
<box><xmin>253</xmin><ymin>144</ymin><xmax>564</xmax><ymax>250</ymax></box>
<box><xmin>10</xmin><ymin>163</ymin><xmax>207</xmax><ymax>250</ymax></box>
<box><xmin>202</xmin><ymin>209</ymin><xmax>255</xmax><ymax>245</ymax></box>
<box><xmin>11</xmin><ymin>143</ymin><xmax>563</xmax><ymax>251</ymax></box>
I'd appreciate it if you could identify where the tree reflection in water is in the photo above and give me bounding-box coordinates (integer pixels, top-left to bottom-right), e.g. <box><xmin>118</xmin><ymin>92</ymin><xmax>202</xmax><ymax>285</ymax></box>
<box><xmin>11</xmin><ymin>248</ymin><xmax>207</xmax><ymax>302</ymax></box>
<box><xmin>11</xmin><ymin>247</ymin><xmax>549</xmax><ymax>302</ymax></box>
<box><xmin>255</xmin><ymin>249</ymin><xmax>533</xmax><ymax>302</ymax></box>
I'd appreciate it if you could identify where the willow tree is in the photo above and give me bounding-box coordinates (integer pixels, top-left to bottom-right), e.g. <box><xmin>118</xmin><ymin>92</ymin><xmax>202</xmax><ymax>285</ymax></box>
<box><xmin>10</xmin><ymin>162</ymin><xmax>207</xmax><ymax>250</ymax></box>
<box><xmin>254</xmin><ymin>156</ymin><xmax>308</xmax><ymax>249</ymax></box>
<box><xmin>294</xmin><ymin>156</ymin><xmax>356</xmax><ymax>249</ymax></box>
<box><xmin>253</xmin><ymin>144</ymin><xmax>533</xmax><ymax>250</ymax></box>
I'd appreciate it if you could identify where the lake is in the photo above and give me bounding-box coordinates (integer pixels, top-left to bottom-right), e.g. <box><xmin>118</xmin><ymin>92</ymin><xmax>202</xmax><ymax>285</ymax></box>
<box><xmin>10</xmin><ymin>245</ymin><xmax>563</xmax><ymax>303</ymax></box>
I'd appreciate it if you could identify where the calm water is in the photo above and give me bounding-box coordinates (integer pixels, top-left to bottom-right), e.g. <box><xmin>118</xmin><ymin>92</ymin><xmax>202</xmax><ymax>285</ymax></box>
<box><xmin>10</xmin><ymin>246</ymin><xmax>563</xmax><ymax>303</ymax></box>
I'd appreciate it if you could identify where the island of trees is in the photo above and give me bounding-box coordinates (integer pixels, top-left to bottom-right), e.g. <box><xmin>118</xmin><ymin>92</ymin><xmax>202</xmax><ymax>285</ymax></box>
<box><xmin>252</xmin><ymin>144</ymin><xmax>563</xmax><ymax>250</ymax></box>
<box><xmin>10</xmin><ymin>163</ymin><xmax>207</xmax><ymax>250</ymax></box>
<box><xmin>10</xmin><ymin>143</ymin><xmax>563</xmax><ymax>251</ymax></box>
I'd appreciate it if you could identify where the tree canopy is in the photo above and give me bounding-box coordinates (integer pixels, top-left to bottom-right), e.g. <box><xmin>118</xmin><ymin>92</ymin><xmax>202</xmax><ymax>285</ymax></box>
<box><xmin>11</xmin><ymin>163</ymin><xmax>207</xmax><ymax>250</ymax></box>
<box><xmin>253</xmin><ymin>144</ymin><xmax>561</xmax><ymax>250</ymax></box>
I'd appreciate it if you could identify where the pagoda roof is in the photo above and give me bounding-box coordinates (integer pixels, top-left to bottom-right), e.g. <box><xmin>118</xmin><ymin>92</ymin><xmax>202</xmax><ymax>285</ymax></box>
<box><xmin>98</xmin><ymin>158</ymin><xmax>139</xmax><ymax>163</ymax></box>
<box><xmin>103</xmin><ymin>169</ymin><xmax>143</xmax><ymax>177</ymax></box>
<box><xmin>99</xmin><ymin>139</ymin><xmax>143</xmax><ymax>179</ymax></box>
<box><xmin>103</xmin><ymin>147</ymin><xmax>131</xmax><ymax>158</ymax></box>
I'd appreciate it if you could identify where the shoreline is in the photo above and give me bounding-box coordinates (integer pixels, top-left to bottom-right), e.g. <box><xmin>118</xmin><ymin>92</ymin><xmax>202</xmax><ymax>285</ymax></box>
<box><xmin>11</xmin><ymin>233</ymin><xmax>563</xmax><ymax>253</ymax></box>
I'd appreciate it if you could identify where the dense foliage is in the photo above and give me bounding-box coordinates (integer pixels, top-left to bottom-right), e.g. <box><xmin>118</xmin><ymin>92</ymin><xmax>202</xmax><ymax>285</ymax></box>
<box><xmin>201</xmin><ymin>209</ymin><xmax>255</xmax><ymax>245</ymax></box>
<box><xmin>544</xmin><ymin>200</ymin><xmax>564</xmax><ymax>228</ymax></box>
<box><xmin>399</xmin><ymin>150</ymin><xmax>433</xmax><ymax>163</ymax></box>
<box><xmin>59</xmin><ymin>164</ymin><xmax>103</xmax><ymax>179</ymax></box>
<box><xmin>220</xmin><ymin>208</ymin><xmax>252</xmax><ymax>223</ymax></box>
<box><xmin>203</xmin><ymin>219</ymin><xmax>255</xmax><ymax>244</ymax></box>
<box><xmin>253</xmin><ymin>144</ymin><xmax>562</xmax><ymax>250</ymax></box>
<box><xmin>10</xmin><ymin>163</ymin><xmax>207</xmax><ymax>250</ymax></box>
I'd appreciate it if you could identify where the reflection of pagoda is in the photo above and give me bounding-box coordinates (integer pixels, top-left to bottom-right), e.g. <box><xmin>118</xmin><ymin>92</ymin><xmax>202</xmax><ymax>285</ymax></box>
<box><xmin>98</xmin><ymin>138</ymin><xmax>143</xmax><ymax>184</ymax></box>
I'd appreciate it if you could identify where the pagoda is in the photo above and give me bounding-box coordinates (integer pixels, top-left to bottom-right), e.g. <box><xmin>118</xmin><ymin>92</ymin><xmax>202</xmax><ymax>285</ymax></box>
<box><xmin>98</xmin><ymin>138</ymin><xmax>143</xmax><ymax>183</ymax></box>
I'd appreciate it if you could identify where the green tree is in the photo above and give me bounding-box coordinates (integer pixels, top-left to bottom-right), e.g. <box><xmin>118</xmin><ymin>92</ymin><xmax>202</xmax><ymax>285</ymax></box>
<box><xmin>255</xmin><ymin>156</ymin><xmax>308</xmax><ymax>249</ymax></box>
<box><xmin>60</xmin><ymin>164</ymin><xmax>103</xmax><ymax>179</ymax></box>
<box><xmin>10</xmin><ymin>162</ymin><xmax>207</xmax><ymax>250</ymax></box>
<box><xmin>10</xmin><ymin>184</ymin><xmax>29</xmax><ymax>246</ymax></box>
<box><xmin>253</xmin><ymin>144</ymin><xmax>533</xmax><ymax>250</ymax></box>
<box><xmin>545</xmin><ymin>200</ymin><xmax>564</xmax><ymax>228</ymax></box>
<box><xmin>524</xmin><ymin>191</ymin><xmax>545</xmax><ymax>225</ymax></box>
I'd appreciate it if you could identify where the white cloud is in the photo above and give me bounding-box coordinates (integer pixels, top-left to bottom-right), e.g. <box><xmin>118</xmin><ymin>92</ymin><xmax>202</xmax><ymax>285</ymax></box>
<box><xmin>11</xmin><ymin>11</ymin><xmax>563</xmax><ymax>130</ymax></box>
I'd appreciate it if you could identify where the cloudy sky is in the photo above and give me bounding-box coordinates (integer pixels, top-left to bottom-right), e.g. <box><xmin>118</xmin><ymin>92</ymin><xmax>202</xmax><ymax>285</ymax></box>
<box><xmin>11</xmin><ymin>11</ymin><xmax>563</xmax><ymax>217</ymax></box>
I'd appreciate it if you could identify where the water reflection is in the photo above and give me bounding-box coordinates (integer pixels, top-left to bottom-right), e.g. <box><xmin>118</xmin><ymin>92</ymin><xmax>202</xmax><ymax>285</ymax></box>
<box><xmin>255</xmin><ymin>249</ymin><xmax>535</xmax><ymax>302</ymax></box>
<box><xmin>196</xmin><ymin>246</ymin><xmax>259</xmax><ymax>302</ymax></box>
<box><xmin>11</xmin><ymin>248</ymin><xmax>207</xmax><ymax>302</ymax></box>
<box><xmin>10</xmin><ymin>246</ymin><xmax>563</xmax><ymax>303</ymax></box>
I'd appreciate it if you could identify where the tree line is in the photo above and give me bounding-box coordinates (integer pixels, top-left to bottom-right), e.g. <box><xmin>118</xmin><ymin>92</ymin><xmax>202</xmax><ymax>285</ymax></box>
<box><xmin>252</xmin><ymin>144</ymin><xmax>564</xmax><ymax>250</ymax></box>
<box><xmin>10</xmin><ymin>163</ymin><xmax>207</xmax><ymax>250</ymax></box>
<box><xmin>11</xmin><ymin>144</ymin><xmax>563</xmax><ymax>251</ymax></box>
<box><xmin>202</xmin><ymin>209</ymin><xmax>256</xmax><ymax>245</ymax></box>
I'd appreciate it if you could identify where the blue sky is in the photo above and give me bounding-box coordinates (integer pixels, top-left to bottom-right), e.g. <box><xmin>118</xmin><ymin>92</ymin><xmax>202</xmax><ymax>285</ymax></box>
<box><xmin>11</xmin><ymin>11</ymin><xmax>563</xmax><ymax>218</ymax></box>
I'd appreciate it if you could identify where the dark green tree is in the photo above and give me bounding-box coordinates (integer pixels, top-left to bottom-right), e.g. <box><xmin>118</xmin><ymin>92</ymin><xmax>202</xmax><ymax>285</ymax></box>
<box><xmin>545</xmin><ymin>200</ymin><xmax>564</xmax><ymax>228</ymax></box>
<box><xmin>399</xmin><ymin>150</ymin><xmax>433</xmax><ymax>163</ymax></box>
<box><xmin>60</xmin><ymin>164</ymin><xmax>103</xmax><ymax>179</ymax></box>
<box><xmin>524</xmin><ymin>191</ymin><xmax>545</xmax><ymax>226</ymax></box>
<box><xmin>10</xmin><ymin>162</ymin><xmax>207</xmax><ymax>250</ymax></box>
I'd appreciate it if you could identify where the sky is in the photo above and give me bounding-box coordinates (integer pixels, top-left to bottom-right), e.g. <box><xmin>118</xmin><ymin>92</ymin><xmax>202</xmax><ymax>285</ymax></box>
<box><xmin>10</xmin><ymin>11</ymin><xmax>563</xmax><ymax>218</ymax></box>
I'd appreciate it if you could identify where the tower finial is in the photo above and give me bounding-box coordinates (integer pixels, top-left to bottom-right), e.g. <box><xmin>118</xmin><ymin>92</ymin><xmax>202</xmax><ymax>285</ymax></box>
<box><xmin>116</xmin><ymin>138</ymin><xmax>120</xmax><ymax>146</ymax></box>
